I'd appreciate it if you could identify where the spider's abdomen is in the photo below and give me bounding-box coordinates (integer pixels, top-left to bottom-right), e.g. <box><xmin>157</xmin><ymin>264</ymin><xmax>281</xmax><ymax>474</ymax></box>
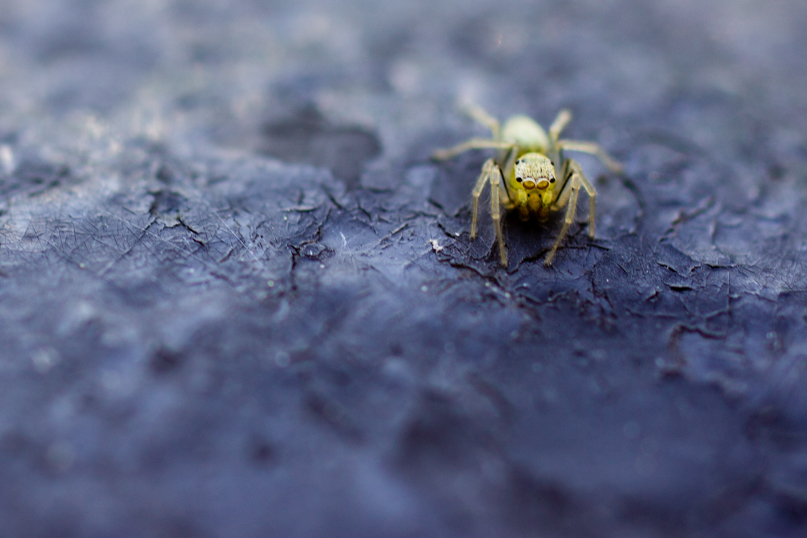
<box><xmin>501</xmin><ymin>115</ymin><xmax>549</xmax><ymax>153</ymax></box>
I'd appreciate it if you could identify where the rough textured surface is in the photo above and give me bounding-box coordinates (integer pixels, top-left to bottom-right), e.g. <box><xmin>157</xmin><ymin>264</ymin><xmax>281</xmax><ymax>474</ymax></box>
<box><xmin>1</xmin><ymin>0</ymin><xmax>807</xmax><ymax>536</ymax></box>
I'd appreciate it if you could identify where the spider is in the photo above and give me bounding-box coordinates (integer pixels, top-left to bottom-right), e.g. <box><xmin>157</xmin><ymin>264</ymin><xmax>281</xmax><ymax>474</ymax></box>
<box><xmin>432</xmin><ymin>104</ymin><xmax>622</xmax><ymax>267</ymax></box>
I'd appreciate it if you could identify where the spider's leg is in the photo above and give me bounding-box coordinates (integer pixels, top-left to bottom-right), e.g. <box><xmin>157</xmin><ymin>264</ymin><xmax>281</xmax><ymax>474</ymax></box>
<box><xmin>471</xmin><ymin>158</ymin><xmax>495</xmax><ymax>239</ymax></box>
<box><xmin>489</xmin><ymin>162</ymin><xmax>508</xmax><ymax>267</ymax></box>
<box><xmin>545</xmin><ymin>167</ymin><xmax>581</xmax><ymax>266</ymax></box>
<box><xmin>551</xmin><ymin>158</ymin><xmax>575</xmax><ymax>207</ymax></box>
<box><xmin>499</xmin><ymin>146</ymin><xmax>518</xmax><ymax>189</ymax></box>
<box><xmin>498</xmin><ymin>174</ymin><xmax>513</xmax><ymax>208</ymax></box>
<box><xmin>567</xmin><ymin>158</ymin><xmax>596</xmax><ymax>238</ymax></box>
<box><xmin>549</xmin><ymin>109</ymin><xmax>572</xmax><ymax>140</ymax></box>
<box><xmin>461</xmin><ymin>103</ymin><xmax>501</xmax><ymax>139</ymax></box>
<box><xmin>557</xmin><ymin>139</ymin><xmax>623</xmax><ymax>173</ymax></box>
<box><xmin>432</xmin><ymin>139</ymin><xmax>513</xmax><ymax>160</ymax></box>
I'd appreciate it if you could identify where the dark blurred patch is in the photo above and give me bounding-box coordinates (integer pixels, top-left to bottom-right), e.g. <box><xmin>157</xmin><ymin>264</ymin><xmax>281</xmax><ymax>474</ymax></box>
<box><xmin>149</xmin><ymin>517</ymin><xmax>212</xmax><ymax>538</ymax></box>
<box><xmin>0</xmin><ymin>429</ymin><xmax>35</xmax><ymax>459</ymax></box>
<box><xmin>148</xmin><ymin>189</ymin><xmax>189</xmax><ymax>218</ymax></box>
<box><xmin>771</xmin><ymin>481</ymin><xmax>807</xmax><ymax>523</ymax></box>
<box><xmin>451</xmin><ymin>16</ymin><xmax>502</xmax><ymax>63</ymax></box>
<box><xmin>259</xmin><ymin>106</ymin><xmax>381</xmax><ymax>191</ymax></box>
<box><xmin>616</xmin><ymin>497</ymin><xmax>687</xmax><ymax>536</ymax></box>
<box><xmin>429</xmin><ymin>152</ymin><xmax>487</xmax><ymax>217</ymax></box>
<box><xmin>503</xmin><ymin>468</ymin><xmax>578</xmax><ymax>533</ymax></box>
<box><xmin>304</xmin><ymin>392</ymin><xmax>364</xmax><ymax>443</ymax></box>
<box><xmin>248</xmin><ymin>436</ymin><xmax>279</xmax><ymax>467</ymax></box>
<box><xmin>154</xmin><ymin>158</ymin><xmax>195</xmax><ymax>185</ymax></box>
<box><xmin>0</xmin><ymin>160</ymin><xmax>71</xmax><ymax>198</ymax></box>
<box><xmin>396</xmin><ymin>389</ymin><xmax>493</xmax><ymax>469</ymax></box>
<box><xmin>466</xmin><ymin>372</ymin><xmax>515</xmax><ymax>424</ymax></box>
<box><xmin>36</xmin><ymin>27</ymin><xmax>103</xmax><ymax>64</ymax></box>
<box><xmin>150</xmin><ymin>348</ymin><xmax>184</xmax><ymax>375</ymax></box>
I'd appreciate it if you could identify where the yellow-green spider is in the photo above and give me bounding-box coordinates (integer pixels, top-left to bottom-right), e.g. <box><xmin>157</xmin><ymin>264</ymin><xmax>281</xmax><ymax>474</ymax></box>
<box><xmin>433</xmin><ymin>104</ymin><xmax>622</xmax><ymax>267</ymax></box>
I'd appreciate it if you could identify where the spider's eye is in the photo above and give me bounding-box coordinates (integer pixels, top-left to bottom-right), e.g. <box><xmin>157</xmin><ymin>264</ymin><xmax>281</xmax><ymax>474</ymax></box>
<box><xmin>516</xmin><ymin>177</ymin><xmax>522</xmax><ymax>182</ymax></box>
<box><xmin>550</xmin><ymin>177</ymin><xmax>555</xmax><ymax>183</ymax></box>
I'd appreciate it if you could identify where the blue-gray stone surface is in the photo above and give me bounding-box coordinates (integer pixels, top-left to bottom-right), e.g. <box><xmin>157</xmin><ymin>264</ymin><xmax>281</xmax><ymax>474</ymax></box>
<box><xmin>1</xmin><ymin>0</ymin><xmax>807</xmax><ymax>536</ymax></box>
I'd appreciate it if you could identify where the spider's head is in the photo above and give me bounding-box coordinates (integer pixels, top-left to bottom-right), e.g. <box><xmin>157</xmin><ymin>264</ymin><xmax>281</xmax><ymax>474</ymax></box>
<box><xmin>514</xmin><ymin>153</ymin><xmax>556</xmax><ymax>194</ymax></box>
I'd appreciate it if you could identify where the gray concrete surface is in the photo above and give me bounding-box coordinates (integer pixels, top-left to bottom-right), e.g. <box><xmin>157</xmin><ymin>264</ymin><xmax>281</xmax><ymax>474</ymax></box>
<box><xmin>1</xmin><ymin>0</ymin><xmax>806</xmax><ymax>536</ymax></box>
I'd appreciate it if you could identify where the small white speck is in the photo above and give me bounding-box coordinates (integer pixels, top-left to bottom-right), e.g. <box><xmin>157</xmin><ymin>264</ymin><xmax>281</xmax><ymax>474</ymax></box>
<box><xmin>504</xmin><ymin>292</ymin><xmax>511</xmax><ymax>299</ymax></box>
<box><xmin>320</xmin><ymin>264</ymin><xmax>325</xmax><ymax>269</ymax></box>
<box><xmin>429</xmin><ymin>239</ymin><xmax>443</xmax><ymax>253</ymax></box>
<box><xmin>79</xmin><ymin>263</ymin><xmax>85</xmax><ymax>269</ymax></box>
<box><xmin>421</xmin><ymin>285</ymin><xmax>428</xmax><ymax>292</ymax></box>
<box><xmin>267</xmin><ymin>280</ymin><xmax>275</xmax><ymax>287</ymax></box>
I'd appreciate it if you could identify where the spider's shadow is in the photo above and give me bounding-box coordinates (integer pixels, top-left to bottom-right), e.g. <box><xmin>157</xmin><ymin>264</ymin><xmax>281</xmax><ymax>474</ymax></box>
<box><xmin>468</xmin><ymin>206</ymin><xmax>592</xmax><ymax>270</ymax></box>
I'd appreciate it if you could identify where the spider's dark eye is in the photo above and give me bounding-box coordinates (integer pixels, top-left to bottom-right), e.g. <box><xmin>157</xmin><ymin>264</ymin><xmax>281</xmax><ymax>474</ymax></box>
<box><xmin>516</xmin><ymin>176</ymin><xmax>522</xmax><ymax>182</ymax></box>
<box><xmin>550</xmin><ymin>177</ymin><xmax>555</xmax><ymax>183</ymax></box>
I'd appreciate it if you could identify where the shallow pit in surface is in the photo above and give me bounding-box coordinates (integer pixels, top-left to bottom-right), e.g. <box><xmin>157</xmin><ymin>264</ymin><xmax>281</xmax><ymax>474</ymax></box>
<box><xmin>259</xmin><ymin>106</ymin><xmax>381</xmax><ymax>191</ymax></box>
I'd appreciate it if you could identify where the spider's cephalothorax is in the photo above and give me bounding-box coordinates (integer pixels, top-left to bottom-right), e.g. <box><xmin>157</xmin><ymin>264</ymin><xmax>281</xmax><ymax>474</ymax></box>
<box><xmin>511</xmin><ymin>153</ymin><xmax>556</xmax><ymax>221</ymax></box>
<box><xmin>433</xmin><ymin>105</ymin><xmax>622</xmax><ymax>267</ymax></box>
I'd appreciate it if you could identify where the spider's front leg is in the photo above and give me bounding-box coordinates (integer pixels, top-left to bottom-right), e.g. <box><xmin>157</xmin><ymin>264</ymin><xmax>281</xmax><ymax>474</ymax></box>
<box><xmin>488</xmin><ymin>162</ymin><xmax>509</xmax><ymax>267</ymax></box>
<box><xmin>545</xmin><ymin>158</ymin><xmax>594</xmax><ymax>266</ymax></box>
<box><xmin>470</xmin><ymin>158</ymin><xmax>496</xmax><ymax>239</ymax></box>
<box><xmin>470</xmin><ymin>159</ymin><xmax>511</xmax><ymax>266</ymax></box>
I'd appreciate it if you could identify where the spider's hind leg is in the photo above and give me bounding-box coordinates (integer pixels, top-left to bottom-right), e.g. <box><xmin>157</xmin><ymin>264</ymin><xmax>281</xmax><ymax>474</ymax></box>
<box><xmin>461</xmin><ymin>103</ymin><xmax>501</xmax><ymax>139</ymax></box>
<box><xmin>549</xmin><ymin>109</ymin><xmax>572</xmax><ymax>139</ymax></box>
<box><xmin>557</xmin><ymin>139</ymin><xmax>622</xmax><ymax>173</ymax></box>
<box><xmin>432</xmin><ymin>139</ymin><xmax>513</xmax><ymax>160</ymax></box>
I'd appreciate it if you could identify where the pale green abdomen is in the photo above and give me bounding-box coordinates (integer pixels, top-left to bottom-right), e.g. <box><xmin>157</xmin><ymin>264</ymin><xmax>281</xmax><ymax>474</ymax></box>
<box><xmin>501</xmin><ymin>115</ymin><xmax>549</xmax><ymax>153</ymax></box>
